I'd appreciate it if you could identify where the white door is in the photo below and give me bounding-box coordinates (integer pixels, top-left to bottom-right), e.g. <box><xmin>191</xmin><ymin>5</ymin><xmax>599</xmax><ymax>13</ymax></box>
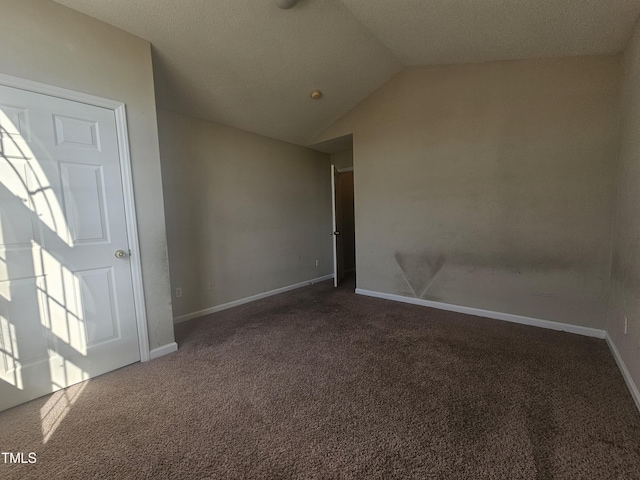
<box><xmin>330</xmin><ymin>165</ymin><xmax>344</xmax><ymax>287</ymax></box>
<box><xmin>0</xmin><ymin>84</ymin><xmax>140</xmax><ymax>411</ymax></box>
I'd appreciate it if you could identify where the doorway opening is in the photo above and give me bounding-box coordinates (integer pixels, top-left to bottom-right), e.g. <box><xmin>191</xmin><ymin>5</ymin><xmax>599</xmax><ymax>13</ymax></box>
<box><xmin>309</xmin><ymin>134</ymin><xmax>355</xmax><ymax>290</ymax></box>
<box><xmin>330</xmin><ymin>145</ymin><xmax>355</xmax><ymax>289</ymax></box>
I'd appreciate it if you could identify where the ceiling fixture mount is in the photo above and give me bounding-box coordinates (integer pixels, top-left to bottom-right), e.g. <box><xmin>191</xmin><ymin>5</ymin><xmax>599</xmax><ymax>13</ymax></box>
<box><xmin>275</xmin><ymin>0</ymin><xmax>301</xmax><ymax>9</ymax></box>
<box><xmin>310</xmin><ymin>90</ymin><xmax>322</xmax><ymax>100</ymax></box>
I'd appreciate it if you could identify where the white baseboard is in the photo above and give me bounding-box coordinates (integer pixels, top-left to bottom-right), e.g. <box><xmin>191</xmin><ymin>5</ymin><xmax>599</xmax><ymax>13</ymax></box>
<box><xmin>174</xmin><ymin>274</ymin><xmax>335</xmax><ymax>324</ymax></box>
<box><xmin>149</xmin><ymin>342</ymin><xmax>178</xmax><ymax>360</ymax></box>
<box><xmin>355</xmin><ymin>288</ymin><xmax>607</xmax><ymax>339</ymax></box>
<box><xmin>605</xmin><ymin>333</ymin><xmax>640</xmax><ymax>412</ymax></box>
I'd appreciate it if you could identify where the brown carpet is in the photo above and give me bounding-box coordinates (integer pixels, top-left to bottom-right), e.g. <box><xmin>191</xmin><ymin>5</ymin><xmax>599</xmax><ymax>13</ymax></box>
<box><xmin>1</xmin><ymin>276</ymin><xmax>640</xmax><ymax>479</ymax></box>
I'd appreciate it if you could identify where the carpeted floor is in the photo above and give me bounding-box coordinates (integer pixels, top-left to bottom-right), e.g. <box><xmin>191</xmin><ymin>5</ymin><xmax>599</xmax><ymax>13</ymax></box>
<box><xmin>1</xmin><ymin>276</ymin><xmax>640</xmax><ymax>479</ymax></box>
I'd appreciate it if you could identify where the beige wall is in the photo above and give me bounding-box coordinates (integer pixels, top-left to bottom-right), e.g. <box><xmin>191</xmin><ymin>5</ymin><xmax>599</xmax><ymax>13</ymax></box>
<box><xmin>608</xmin><ymin>21</ymin><xmax>640</xmax><ymax>389</ymax></box>
<box><xmin>0</xmin><ymin>0</ymin><xmax>174</xmax><ymax>349</ymax></box>
<box><xmin>330</xmin><ymin>149</ymin><xmax>353</xmax><ymax>170</ymax></box>
<box><xmin>338</xmin><ymin>172</ymin><xmax>356</xmax><ymax>272</ymax></box>
<box><xmin>158</xmin><ymin>110</ymin><xmax>333</xmax><ymax>320</ymax></box>
<box><xmin>315</xmin><ymin>56</ymin><xmax>621</xmax><ymax>328</ymax></box>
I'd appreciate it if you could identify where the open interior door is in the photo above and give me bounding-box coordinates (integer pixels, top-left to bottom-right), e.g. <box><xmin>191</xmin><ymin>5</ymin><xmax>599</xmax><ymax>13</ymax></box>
<box><xmin>331</xmin><ymin>165</ymin><xmax>344</xmax><ymax>287</ymax></box>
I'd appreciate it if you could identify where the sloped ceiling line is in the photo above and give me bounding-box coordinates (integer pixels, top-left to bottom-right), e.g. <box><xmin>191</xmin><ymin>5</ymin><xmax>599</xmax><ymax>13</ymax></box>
<box><xmin>52</xmin><ymin>0</ymin><xmax>640</xmax><ymax>146</ymax></box>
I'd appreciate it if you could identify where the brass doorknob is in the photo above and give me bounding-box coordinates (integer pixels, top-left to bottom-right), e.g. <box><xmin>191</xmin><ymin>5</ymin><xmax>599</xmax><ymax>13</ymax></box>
<box><xmin>114</xmin><ymin>249</ymin><xmax>128</xmax><ymax>259</ymax></box>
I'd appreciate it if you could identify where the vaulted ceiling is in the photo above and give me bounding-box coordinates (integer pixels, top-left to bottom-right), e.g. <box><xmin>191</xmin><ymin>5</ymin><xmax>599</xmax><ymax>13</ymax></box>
<box><xmin>53</xmin><ymin>0</ymin><xmax>640</xmax><ymax>146</ymax></box>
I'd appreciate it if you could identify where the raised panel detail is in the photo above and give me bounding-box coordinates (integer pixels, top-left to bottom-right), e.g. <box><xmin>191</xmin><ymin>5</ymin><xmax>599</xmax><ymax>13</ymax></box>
<box><xmin>0</xmin><ymin>277</ymin><xmax>49</xmax><ymax>380</ymax></box>
<box><xmin>60</xmin><ymin>163</ymin><xmax>109</xmax><ymax>245</ymax></box>
<box><xmin>54</xmin><ymin>115</ymin><xmax>100</xmax><ymax>149</ymax></box>
<box><xmin>76</xmin><ymin>267</ymin><xmax>119</xmax><ymax>346</ymax></box>
<box><xmin>0</xmin><ymin>159</ymin><xmax>36</xmax><ymax>282</ymax></box>
<box><xmin>0</xmin><ymin>160</ymin><xmax>34</xmax><ymax>248</ymax></box>
<box><xmin>0</xmin><ymin>105</ymin><xmax>31</xmax><ymax>158</ymax></box>
<box><xmin>0</xmin><ymin>105</ymin><xmax>29</xmax><ymax>137</ymax></box>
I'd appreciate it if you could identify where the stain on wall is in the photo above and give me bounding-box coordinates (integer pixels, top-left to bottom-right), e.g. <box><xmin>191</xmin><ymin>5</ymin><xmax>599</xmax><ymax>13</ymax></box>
<box><xmin>314</xmin><ymin>56</ymin><xmax>621</xmax><ymax>328</ymax></box>
<box><xmin>394</xmin><ymin>252</ymin><xmax>446</xmax><ymax>298</ymax></box>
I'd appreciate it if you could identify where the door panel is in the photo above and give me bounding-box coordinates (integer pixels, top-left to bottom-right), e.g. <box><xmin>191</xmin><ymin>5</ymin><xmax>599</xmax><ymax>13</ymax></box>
<box><xmin>76</xmin><ymin>267</ymin><xmax>118</xmax><ymax>346</ymax></box>
<box><xmin>60</xmin><ymin>162</ymin><xmax>110</xmax><ymax>245</ymax></box>
<box><xmin>0</xmin><ymin>84</ymin><xmax>140</xmax><ymax>411</ymax></box>
<box><xmin>0</xmin><ymin>275</ymin><xmax>54</xmax><ymax>408</ymax></box>
<box><xmin>0</xmin><ymin>276</ymin><xmax>50</xmax><ymax>374</ymax></box>
<box><xmin>53</xmin><ymin>115</ymin><xmax>100</xmax><ymax>149</ymax></box>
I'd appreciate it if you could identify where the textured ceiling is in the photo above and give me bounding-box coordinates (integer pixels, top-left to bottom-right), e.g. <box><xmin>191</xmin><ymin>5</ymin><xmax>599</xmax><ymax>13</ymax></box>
<box><xmin>52</xmin><ymin>0</ymin><xmax>640</xmax><ymax>146</ymax></box>
<box><xmin>341</xmin><ymin>0</ymin><xmax>640</xmax><ymax>65</ymax></box>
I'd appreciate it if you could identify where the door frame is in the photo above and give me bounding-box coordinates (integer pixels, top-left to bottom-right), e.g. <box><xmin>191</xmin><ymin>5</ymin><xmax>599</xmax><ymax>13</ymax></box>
<box><xmin>0</xmin><ymin>72</ymin><xmax>150</xmax><ymax>362</ymax></box>
<box><xmin>330</xmin><ymin>165</ymin><xmax>339</xmax><ymax>287</ymax></box>
<box><xmin>331</xmin><ymin>165</ymin><xmax>356</xmax><ymax>287</ymax></box>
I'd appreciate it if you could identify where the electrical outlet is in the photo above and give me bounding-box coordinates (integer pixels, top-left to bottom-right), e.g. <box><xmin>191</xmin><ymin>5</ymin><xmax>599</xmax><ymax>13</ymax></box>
<box><xmin>315</xmin><ymin>259</ymin><xmax>320</xmax><ymax>267</ymax></box>
<box><xmin>624</xmin><ymin>316</ymin><xmax>628</xmax><ymax>335</ymax></box>
<box><xmin>175</xmin><ymin>287</ymin><xmax>182</xmax><ymax>298</ymax></box>
<box><xmin>208</xmin><ymin>281</ymin><xmax>215</xmax><ymax>291</ymax></box>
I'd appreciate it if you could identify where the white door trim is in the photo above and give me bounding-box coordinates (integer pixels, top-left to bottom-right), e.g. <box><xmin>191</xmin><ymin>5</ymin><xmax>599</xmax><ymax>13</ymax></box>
<box><xmin>0</xmin><ymin>72</ymin><xmax>150</xmax><ymax>362</ymax></box>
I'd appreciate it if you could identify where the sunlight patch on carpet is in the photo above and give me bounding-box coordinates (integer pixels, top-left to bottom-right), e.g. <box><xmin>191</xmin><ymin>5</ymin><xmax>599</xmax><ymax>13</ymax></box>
<box><xmin>40</xmin><ymin>380</ymin><xmax>87</xmax><ymax>443</ymax></box>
